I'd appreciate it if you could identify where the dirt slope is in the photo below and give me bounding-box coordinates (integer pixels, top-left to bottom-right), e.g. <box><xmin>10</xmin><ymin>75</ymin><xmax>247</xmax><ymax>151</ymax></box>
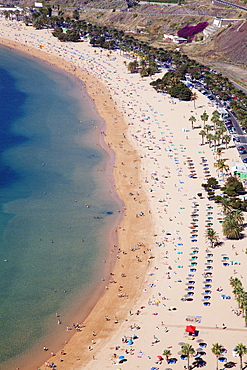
<box><xmin>214</xmin><ymin>20</ymin><xmax>247</xmax><ymax>64</ymax></box>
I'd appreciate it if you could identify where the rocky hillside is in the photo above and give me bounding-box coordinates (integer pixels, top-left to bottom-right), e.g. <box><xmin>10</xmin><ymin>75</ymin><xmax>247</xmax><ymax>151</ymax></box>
<box><xmin>1</xmin><ymin>0</ymin><xmax>247</xmax><ymax>66</ymax></box>
<box><xmin>215</xmin><ymin>20</ymin><xmax>247</xmax><ymax>64</ymax></box>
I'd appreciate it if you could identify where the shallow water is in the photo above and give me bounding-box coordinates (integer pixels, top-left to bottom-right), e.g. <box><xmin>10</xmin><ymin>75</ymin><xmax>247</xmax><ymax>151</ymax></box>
<box><xmin>0</xmin><ymin>46</ymin><xmax>119</xmax><ymax>366</ymax></box>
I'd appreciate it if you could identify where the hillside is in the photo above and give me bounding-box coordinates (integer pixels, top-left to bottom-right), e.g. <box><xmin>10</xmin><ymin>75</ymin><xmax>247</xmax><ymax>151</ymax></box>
<box><xmin>1</xmin><ymin>0</ymin><xmax>247</xmax><ymax>81</ymax></box>
<box><xmin>215</xmin><ymin>20</ymin><xmax>247</xmax><ymax>64</ymax></box>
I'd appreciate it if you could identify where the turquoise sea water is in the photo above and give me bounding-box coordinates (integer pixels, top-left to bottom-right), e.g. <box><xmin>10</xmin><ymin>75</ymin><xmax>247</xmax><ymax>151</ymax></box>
<box><xmin>0</xmin><ymin>46</ymin><xmax>119</xmax><ymax>367</ymax></box>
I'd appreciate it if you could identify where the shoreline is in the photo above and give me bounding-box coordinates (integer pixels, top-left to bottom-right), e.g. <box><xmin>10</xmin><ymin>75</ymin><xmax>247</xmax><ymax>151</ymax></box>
<box><xmin>0</xmin><ymin>25</ymin><xmax>154</xmax><ymax>370</ymax></box>
<box><xmin>1</xmin><ymin>18</ymin><xmax>247</xmax><ymax>370</ymax></box>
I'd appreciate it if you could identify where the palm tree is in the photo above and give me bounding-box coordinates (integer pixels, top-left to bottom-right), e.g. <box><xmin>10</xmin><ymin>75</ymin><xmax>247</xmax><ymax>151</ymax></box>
<box><xmin>218</xmin><ymin>196</ymin><xmax>233</xmax><ymax>214</ymax></box>
<box><xmin>236</xmin><ymin>291</ymin><xmax>247</xmax><ymax>310</ymax></box>
<box><xmin>222</xmin><ymin>215</ymin><xmax>242</xmax><ymax>239</ymax></box>
<box><xmin>205</xmin><ymin>229</ymin><xmax>219</xmax><ymax>247</ymax></box>
<box><xmin>162</xmin><ymin>349</ymin><xmax>171</xmax><ymax>363</ymax></box>
<box><xmin>206</xmin><ymin>133</ymin><xmax>214</xmax><ymax>148</ymax></box>
<box><xmin>181</xmin><ymin>343</ymin><xmax>195</xmax><ymax>370</ymax></box>
<box><xmin>212</xmin><ymin>109</ymin><xmax>220</xmax><ymax>120</ymax></box>
<box><xmin>191</xmin><ymin>92</ymin><xmax>198</xmax><ymax>109</ymax></box>
<box><xmin>242</xmin><ymin>300</ymin><xmax>247</xmax><ymax>327</ymax></box>
<box><xmin>232</xmin><ymin>209</ymin><xmax>244</xmax><ymax>226</ymax></box>
<box><xmin>211</xmin><ymin>114</ymin><xmax>220</xmax><ymax>130</ymax></box>
<box><xmin>128</xmin><ymin>60</ymin><xmax>139</xmax><ymax>73</ymax></box>
<box><xmin>211</xmin><ymin>343</ymin><xmax>224</xmax><ymax>370</ymax></box>
<box><xmin>204</xmin><ymin>124</ymin><xmax>212</xmax><ymax>134</ymax></box>
<box><xmin>230</xmin><ymin>277</ymin><xmax>243</xmax><ymax>299</ymax></box>
<box><xmin>199</xmin><ymin>129</ymin><xmax>206</xmax><ymax>145</ymax></box>
<box><xmin>216</xmin><ymin>120</ymin><xmax>226</xmax><ymax>132</ymax></box>
<box><xmin>140</xmin><ymin>67</ymin><xmax>148</xmax><ymax>78</ymax></box>
<box><xmin>189</xmin><ymin>115</ymin><xmax>196</xmax><ymax>130</ymax></box>
<box><xmin>234</xmin><ymin>343</ymin><xmax>247</xmax><ymax>370</ymax></box>
<box><xmin>214</xmin><ymin>159</ymin><xmax>229</xmax><ymax>177</ymax></box>
<box><xmin>140</xmin><ymin>58</ymin><xmax>147</xmax><ymax>68</ymax></box>
<box><xmin>222</xmin><ymin>134</ymin><xmax>231</xmax><ymax>149</ymax></box>
<box><xmin>216</xmin><ymin>147</ymin><xmax>224</xmax><ymax>160</ymax></box>
<box><xmin>201</xmin><ymin>111</ymin><xmax>209</xmax><ymax>128</ymax></box>
<box><xmin>212</xmin><ymin>134</ymin><xmax>218</xmax><ymax>150</ymax></box>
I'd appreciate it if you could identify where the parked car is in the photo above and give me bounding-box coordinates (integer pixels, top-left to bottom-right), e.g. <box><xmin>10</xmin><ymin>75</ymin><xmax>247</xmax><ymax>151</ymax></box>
<box><xmin>237</xmin><ymin>146</ymin><xmax>246</xmax><ymax>154</ymax></box>
<box><xmin>242</xmin><ymin>158</ymin><xmax>247</xmax><ymax>163</ymax></box>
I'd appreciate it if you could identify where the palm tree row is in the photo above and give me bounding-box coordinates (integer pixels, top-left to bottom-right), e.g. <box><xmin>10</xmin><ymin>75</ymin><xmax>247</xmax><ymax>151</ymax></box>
<box><xmin>163</xmin><ymin>342</ymin><xmax>247</xmax><ymax>369</ymax></box>
<box><xmin>198</xmin><ymin>110</ymin><xmax>230</xmax><ymax>150</ymax></box>
<box><xmin>127</xmin><ymin>57</ymin><xmax>158</xmax><ymax>77</ymax></box>
<box><xmin>216</xmin><ymin>177</ymin><xmax>245</xmax><ymax>238</ymax></box>
<box><xmin>230</xmin><ymin>277</ymin><xmax>247</xmax><ymax>327</ymax></box>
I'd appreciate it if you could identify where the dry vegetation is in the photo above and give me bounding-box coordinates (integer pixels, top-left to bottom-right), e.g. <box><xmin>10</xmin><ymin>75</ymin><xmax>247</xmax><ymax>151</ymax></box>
<box><xmin>1</xmin><ymin>0</ymin><xmax>247</xmax><ymax>82</ymax></box>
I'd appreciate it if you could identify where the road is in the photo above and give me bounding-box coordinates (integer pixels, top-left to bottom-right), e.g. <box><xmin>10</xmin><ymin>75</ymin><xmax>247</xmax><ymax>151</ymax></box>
<box><xmin>193</xmin><ymin>81</ymin><xmax>247</xmax><ymax>162</ymax></box>
<box><xmin>213</xmin><ymin>0</ymin><xmax>247</xmax><ymax>12</ymax></box>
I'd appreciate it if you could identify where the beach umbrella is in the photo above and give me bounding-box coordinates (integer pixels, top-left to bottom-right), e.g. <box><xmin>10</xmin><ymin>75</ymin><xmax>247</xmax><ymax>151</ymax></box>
<box><xmin>185</xmin><ymin>325</ymin><xmax>196</xmax><ymax>334</ymax></box>
<box><xmin>187</xmin><ymin>297</ymin><xmax>194</xmax><ymax>302</ymax></box>
<box><xmin>203</xmin><ymin>301</ymin><xmax>210</xmax><ymax>306</ymax></box>
<box><xmin>157</xmin><ymin>355</ymin><xmax>163</xmax><ymax>360</ymax></box>
<box><xmin>224</xmin><ymin>361</ymin><xmax>237</xmax><ymax>368</ymax></box>
<box><xmin>127</xmin><ymin>339</ymin><xmax>133</xmax><ymax>345</ymax></box>
<box><xmin>119</xmin><ymin>358</ymin><xmax>127</xmax><ymax>363</ymax></box>
<box><xmin>219</xmin><ymin>357</ymin><xmax>227</xmax><ymax>362</ymax></box>
<box><xmin>119</xmin><ymin>356</ymin><xmax>125</xmax><ymax>359</ymax></box>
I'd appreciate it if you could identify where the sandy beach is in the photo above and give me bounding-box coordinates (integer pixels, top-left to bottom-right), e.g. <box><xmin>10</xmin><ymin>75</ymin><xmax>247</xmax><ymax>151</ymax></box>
<box><xmin>1</xmin><ymin>17</ymin><xmax>247</xmax><ymax>370</ymax></box>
